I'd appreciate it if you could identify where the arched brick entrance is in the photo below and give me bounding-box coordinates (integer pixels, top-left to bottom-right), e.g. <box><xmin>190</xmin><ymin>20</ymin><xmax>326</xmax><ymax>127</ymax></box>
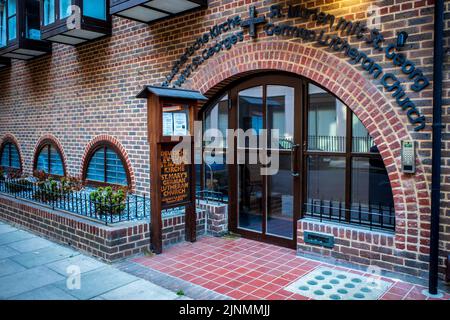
<box><xmin>185</xmin><ymin>41</ymin><xmax>431</xmax><ymax>276</ymax></box>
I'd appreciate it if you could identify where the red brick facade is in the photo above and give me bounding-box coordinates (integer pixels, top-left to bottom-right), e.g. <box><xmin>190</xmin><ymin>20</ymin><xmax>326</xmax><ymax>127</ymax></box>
<box><xmin>0</xmin><ymin>0</ymin><xmax>448</xmax><ymax>280</ymax></box>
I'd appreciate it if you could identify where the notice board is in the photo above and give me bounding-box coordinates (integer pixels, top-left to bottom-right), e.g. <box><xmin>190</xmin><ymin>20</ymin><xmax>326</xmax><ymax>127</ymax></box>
<box><xmin>160</xmin><ymin>144</ymin><xmax>191</xmax><ymax>208</ymax></box>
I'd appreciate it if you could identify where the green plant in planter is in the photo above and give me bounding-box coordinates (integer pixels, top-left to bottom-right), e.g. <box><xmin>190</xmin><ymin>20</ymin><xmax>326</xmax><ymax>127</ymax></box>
<box><xmin>34</xmin><ymin>170</ymin><xmax>50</xmax><ymax>182</ymax></box>
<box><xmin>60</xmin><ymin>176</ymin><xmax>84</xmax><ymax>193</ymax></box>
<box><xmin>89</xmin><ymin>186</ymin><xmax>128</xmax><ymax>216</ymax></box>
<box><xmin>4</xmin><ymin>178</ymin><xmax>34</xmax><ymax>193</ymax></box>
<box><xmin>35</xmin><ymin>177</ymin><xmax>61</xmax><ymax>202</ymax></box>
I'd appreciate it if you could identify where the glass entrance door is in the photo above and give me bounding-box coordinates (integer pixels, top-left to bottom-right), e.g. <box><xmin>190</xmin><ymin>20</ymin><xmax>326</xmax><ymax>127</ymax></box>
<box><xmin>232</xmin><ymin>76</ymin><xmax>302</xmax><ymax>248</ymax></box>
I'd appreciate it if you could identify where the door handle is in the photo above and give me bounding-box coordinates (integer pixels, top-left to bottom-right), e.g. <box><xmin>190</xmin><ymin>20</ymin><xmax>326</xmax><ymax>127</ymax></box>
<box><xmin>291</xmin><ymin>143</ymin><xmax>300</xmax><ymax>177</ymax></box>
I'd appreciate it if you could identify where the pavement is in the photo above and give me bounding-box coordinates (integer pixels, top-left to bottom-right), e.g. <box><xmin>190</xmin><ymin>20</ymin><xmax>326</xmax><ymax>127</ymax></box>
<box><xmin>0</xmin><ymin>221</ymin><xmax>181</xmax><ymax>300</ymax></box>
<box><xmin>1</xmin><ymin>220</ymin><xmax>448</xmax><ymax>300</ymax></box>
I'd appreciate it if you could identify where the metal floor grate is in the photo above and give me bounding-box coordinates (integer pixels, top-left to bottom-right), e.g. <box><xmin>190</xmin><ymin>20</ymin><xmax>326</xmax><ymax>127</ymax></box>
<box><xmin>285</xmin><ymin>267</ymin><xmax>393</xmax><ymax>300</ymax></box>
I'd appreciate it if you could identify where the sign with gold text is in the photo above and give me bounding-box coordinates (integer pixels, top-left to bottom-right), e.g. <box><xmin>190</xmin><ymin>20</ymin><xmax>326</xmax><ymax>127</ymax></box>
<box><xmin>160</xmin><ymin>145</ymin><xmax>191</xmax><ymax>208</ymax></box>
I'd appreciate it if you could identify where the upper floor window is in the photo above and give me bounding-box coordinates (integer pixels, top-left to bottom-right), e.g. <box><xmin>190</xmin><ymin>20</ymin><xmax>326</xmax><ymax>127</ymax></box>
<box><xmin>0</xmin><ymin>1</ymin><xmax>7</xmax><ymax>46</ymax></box>
<box><xmin>43</xmin><ymin>1</ymin><xmax>108</xmax><ymax>22</ymax></box>
<box><xmin>34</xmin><ymin>141</ymin><xmax>65</xmax><ymax>176</ymax></box>
<box><xmin>84</xmin><ymin>143</ymin><xmax>129</xmax><ymax>186</ymax></box>
<box><xmin>0</xmin><ymin>0</ymin><xmax>42</xmax><ymax>46</ymax></box>
<box><xmin>83</xmin><ymin>0</ymin><xmax>106</xmax><ymax>20</ymax></box>
<box><xmin>43</xmin><ymin>0</ymin><xmax>55</xmax><ymax>26</ymax></box>
<box><xmin>0</xmin><ymin>0</ymin><xmax>16</xmax><ymax>46</ymax></box>
<box><xmin>59</xmin><ymin>0</ymin><xmax>71</xmax><ymax>19</ymax></box>
<box><xmin>0</xmin><ymin>140</ymin><xmax>21</xmax><ymax>171</ymax></box>
<box><xmin>25</xmin><ymin>0</ymin><xmax>40</xmax><ymax>40</ymax></box>
<box><xmin>7</xmin><ymin>0</ymin><xmax>16</xmax><ymax>41</ymax></box>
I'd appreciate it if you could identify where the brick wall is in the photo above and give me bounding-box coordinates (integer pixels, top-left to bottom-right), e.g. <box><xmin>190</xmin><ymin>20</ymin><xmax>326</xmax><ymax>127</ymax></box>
<box><xmin>298</xmin><ymin>219</ymin><xmax>428</xmax><ymax>278</ymax></box>
<box><xmin>162</xmin><ymin>210</ymin><xmax>206</xmax><ymax>247</ymax></box>
<box><xmin>0</xmin><ymin>0</ymin><xmax>448</xmax><ymax>279</ymax></box>
<box><xmin>197</xmin><ymin>201</ymin><xmax>228</xmax><ymax>237</ymax></box>
<box><xmin>0</xmin><ymin>194</ymin><xmax>150</xmax><ymax>262</ymax></box>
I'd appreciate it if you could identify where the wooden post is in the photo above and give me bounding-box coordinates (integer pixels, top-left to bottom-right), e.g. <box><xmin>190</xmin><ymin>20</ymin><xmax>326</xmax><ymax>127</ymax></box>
<box><xmin>185</xmin><ymin>141</ymin><xmax>196</xmax><ymax>243</ymax></box>
<box><xmin>139</xmin><ymin>86</ymin><xmax>206</xmax><ymax>254</ymax></box>
<box><xmin>148</xmin><ymin>95</ymin><xmax>163</xmax><ymax>254</ymax></box>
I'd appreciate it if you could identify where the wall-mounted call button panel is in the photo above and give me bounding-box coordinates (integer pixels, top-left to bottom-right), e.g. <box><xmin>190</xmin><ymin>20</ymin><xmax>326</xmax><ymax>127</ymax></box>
<box><xmin>401</xmin><ymin>140</ymin><xmax>416</xmax><ymax>174</ymax></box>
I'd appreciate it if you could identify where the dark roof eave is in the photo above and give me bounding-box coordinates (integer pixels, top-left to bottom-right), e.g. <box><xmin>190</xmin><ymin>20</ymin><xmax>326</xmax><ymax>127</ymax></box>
<box><xmin>136</xmin><ymin>85</ymin><xmax>208</xmax><ymax>101</ymax></box>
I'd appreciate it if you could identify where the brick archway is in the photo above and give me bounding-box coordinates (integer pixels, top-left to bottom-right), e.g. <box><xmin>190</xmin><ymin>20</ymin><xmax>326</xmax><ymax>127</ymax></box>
<box><xmin>187</xmin><ymin>41</ymin><xmax>431</xmax><ymax>261</ymax></box>
<box><xmin>32</xmin><ymin>134</ymin><xmax>68</xmax><ymax>176</ymax></box>
<box><xmin>0</xmin><ymin>133</ymin><xmax>25</xmax><ymax>173</ymax></box>
<box><xmin>80</xmin><ymin>135</ymin><xmax>136</xmax><ymax>192</ymax></box>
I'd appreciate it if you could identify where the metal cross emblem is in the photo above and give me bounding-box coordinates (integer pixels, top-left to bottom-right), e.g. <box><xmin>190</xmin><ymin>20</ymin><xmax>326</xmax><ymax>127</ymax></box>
<box><xmin>241</xmin><ymin>6</ymin><xmax>266</xmax><ymax>38</ymax></box>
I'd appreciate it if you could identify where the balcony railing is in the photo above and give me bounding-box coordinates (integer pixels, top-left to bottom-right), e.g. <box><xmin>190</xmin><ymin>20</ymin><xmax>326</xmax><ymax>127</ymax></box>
<box><xmin>308</xmin><ymin>135</ymin><xmax>346</xmax><ymax>152</ymax></box>
<box><xmin>0</xmin><ymin>178</ymin><xmax>150</xmax><ymax>225</ymax></box>
<box><xmin>196</xmin><ymin>189</ymin><xmax>228</xmax><ymax>205</ymax></box>
<box><xmin>307</xmin><ymin>135</ymin><xmax>375</xmax><ymax>153</ymax></box>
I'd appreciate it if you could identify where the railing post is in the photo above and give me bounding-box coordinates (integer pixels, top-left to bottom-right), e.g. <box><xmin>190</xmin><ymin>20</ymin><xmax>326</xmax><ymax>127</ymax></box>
<box><xmin>135</xmin><ymin>194</ymin><xmax>138</xmax><ymax>220</ymax></box>
<box><xmin>143</xmin><ymin>193</ymin><xmax>146</xmax><ymax>218</ymax></box>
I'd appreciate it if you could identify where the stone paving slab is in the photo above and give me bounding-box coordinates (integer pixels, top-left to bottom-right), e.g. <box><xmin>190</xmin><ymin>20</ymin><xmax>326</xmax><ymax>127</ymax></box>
<box><xmin>0</xmin><ymin>265</ymin><xmax>65</xmax><ymax>299</ymax></box>
<box><xmin>0</xmin><ymin>258</ymin><xmax>26</xmax><ymax>277</ymax></box>
<box><xmin>0</xmin><ymin>223</ymin><xmax>19</xmax><ymax>234</ymax></box>
<box><xmin>53</xmin><ymin>266</ymin><xmax>140</xmax><ymax>300</ymax></box>
<box><xmin>10</xmin><ymin>245</ymin><xmax>79</xmax><ymax>269</ymax></box>
<box><xmin>97</xmin><ymin>279</ymin><xmax>179</xmax><ymax>300</ymax></box>
<box><xmin>46</xmin><ymin>254</ymin><xmax>105</xmax><ymax>276</ymax></box>
<box><xmin>9</xmin><ymin>284</ymin><xmax>78</xmax><ymax>300</ymax></box>
<box><xmin>0</xmin><ymin>246</ymin><xmax>20</xmax><ymax>259</ymax></box>
<box><xmin>7</xmin><ymin>237</ymin><xmax>55</xmax><ymax>253</ymax></box>
<box><xmin>0</xmin><ymin>230</ymin><xmax>36</xmax><ymax>245</ymax></box>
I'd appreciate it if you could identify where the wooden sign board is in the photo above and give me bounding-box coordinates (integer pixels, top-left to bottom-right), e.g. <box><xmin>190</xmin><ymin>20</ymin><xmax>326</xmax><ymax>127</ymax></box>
<box><xmin>139</xmin><ymin>86</ymin><xmax>206</xmax><ymax>254</ymax></box>
<box><xmin>160</xmin><ymin>145</ymin><xmax>191</xmax><ymax>208</ymax></box>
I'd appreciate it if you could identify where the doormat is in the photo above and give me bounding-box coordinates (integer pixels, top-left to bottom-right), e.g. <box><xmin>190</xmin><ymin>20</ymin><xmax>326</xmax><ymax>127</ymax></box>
<box><xmin>285</xmin><ymin>267</ymin><xmax>393</xmax><ymax>300</ymax></box>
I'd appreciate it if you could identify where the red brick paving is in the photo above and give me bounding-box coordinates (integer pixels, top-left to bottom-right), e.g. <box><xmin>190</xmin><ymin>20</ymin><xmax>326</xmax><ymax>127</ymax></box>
<box><xmin>133</xmin><ymin>236</ymin><xmax>449</xmax><ymax>300</ymax></box>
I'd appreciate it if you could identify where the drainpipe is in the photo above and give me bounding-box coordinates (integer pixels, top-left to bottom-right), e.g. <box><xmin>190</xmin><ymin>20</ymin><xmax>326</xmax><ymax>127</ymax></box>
<box><xmin>428</xmin><ymin>0</ymin><xmax>444</xmax><ymax>295</ymax></box>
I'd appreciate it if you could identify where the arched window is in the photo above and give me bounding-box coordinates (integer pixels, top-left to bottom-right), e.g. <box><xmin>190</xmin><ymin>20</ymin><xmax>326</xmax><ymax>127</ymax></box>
<box><xmin>84</xmin><ymin>143</ymin><xmax>129</xmax><ymax>187</ymax></box>
<box><xmin>305</xmin><ymin>83</ymin><xmax>394</xmax><ymax>229</ymax></box>
<box><xmin>199</xmin><ymin>73</ymin><xmax>395</xmax><ymax>244</ymax></box>
<box><xmin>200</xmin><ymin>93</ymin><xmax>229</xmax><ymax>197</ymax></box>
<box><xmin>0</xmin><ymin>140</ymin><xmax>21</xmax><ymax>172</ymax></box>
<box><xmin>34</xmin><ymin>140</ymin><xmax>65</xmax><ymax>176</ymax></box>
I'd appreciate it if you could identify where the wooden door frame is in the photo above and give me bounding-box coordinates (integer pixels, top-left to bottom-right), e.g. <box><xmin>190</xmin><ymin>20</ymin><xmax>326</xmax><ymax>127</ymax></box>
<box><xmin>227</xmin><ymin>74</ymin><xmax>304</xmax><ymax>249</ymax></box>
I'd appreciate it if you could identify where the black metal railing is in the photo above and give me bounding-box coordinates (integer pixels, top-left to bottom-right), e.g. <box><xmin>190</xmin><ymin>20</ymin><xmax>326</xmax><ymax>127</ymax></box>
<box><xmin>196</xmin><ymin>190</ymin><xmax>228</xmax><ymax>205</ymax></box>
<box><xmin>0</xmin><ymin>178</ymin><xmax>150</xmax><ymax>225</ymax></box>
<box><xmin>303</xmin><ymin>198</ymin><xmax>395</xmax><ymax>231</ymax></box>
